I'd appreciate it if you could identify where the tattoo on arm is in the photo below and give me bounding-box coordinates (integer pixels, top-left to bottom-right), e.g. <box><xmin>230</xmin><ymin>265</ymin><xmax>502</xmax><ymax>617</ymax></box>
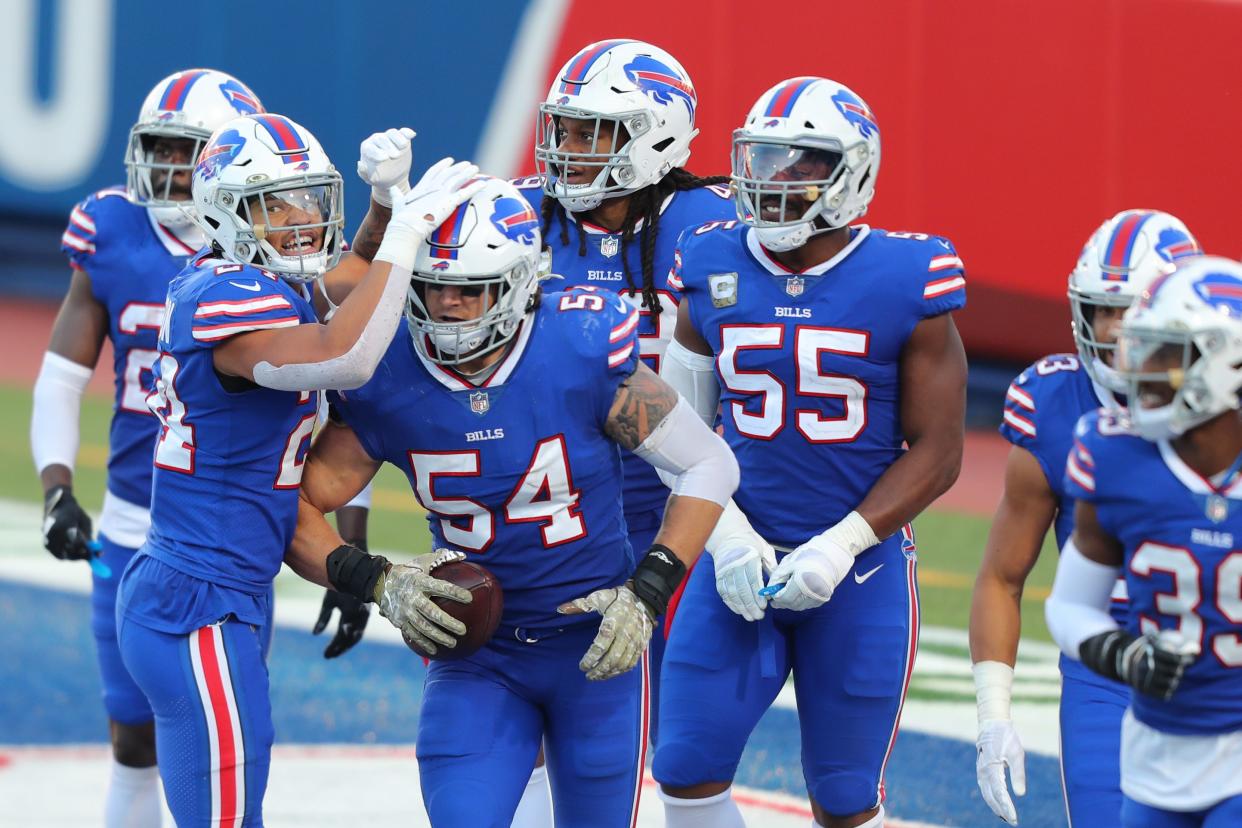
<box><xmin>605</xmin><ymin>363</ymin><xmax>680</xmax><ymax>450</ymax></box>
<box><xmin>350</xmin><ymin>200</ymin><xmax>392</xmax><ymax>263</ymax></box>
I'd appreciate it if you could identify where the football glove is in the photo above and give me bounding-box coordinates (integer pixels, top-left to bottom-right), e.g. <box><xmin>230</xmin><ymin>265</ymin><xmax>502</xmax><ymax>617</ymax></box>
<box><xmin>558</xmin><ymin>584</ymin><xmax>654</xmax><ymax>681</ymax></box>
<box><xmin>374</xmin><ymin>159</ymin><xmax>484</xmax><ymax>272</ymax></box>
<box><xmin>714</xmin><ymin>542</ymin><xmax>776</xmax><ymax>621</ymax></box>
<box><xmin>42</xmin><ymin>485</ymin><xmax>93</xmax><ymax>561</ymax></box>
<box><xmin>373</xmin><ymin>548</ymin><xmax>473</xmax><ymax>656</ymax></box>
<box><xmin>1080</xmin><ymin>628</ymin><xmax>1198</xmax><ymax>700</ymax></box>
<box><xmin>357</xmin><ymin>127</ymin><xmax>415</xmax><ymax>207</ymax></box>
<box><xmin>766</xmin><ymin>537</ymin><xmax>854</xmax><ymax>611</ymax></box>
<box><xmin>313</xmin><ymin>589</ymin><xmax>371</xmax><ymax>659</ymax></box>
<box><xmin>976</xmin><ymin>719</ymin><xmax>1025</xmax><ymax>825</ymax></box>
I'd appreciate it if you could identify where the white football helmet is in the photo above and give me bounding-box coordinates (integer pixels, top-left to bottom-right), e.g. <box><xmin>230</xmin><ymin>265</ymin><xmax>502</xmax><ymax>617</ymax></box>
<box><xmin>192</xmin><ymin>114</ymin><xmax>344</xmax><ymax>283</ymax></box>
<box><xmin>1119</xmin><ymin>256</ymin><xmax>1242</xmax><ymax>441</ymax></box>
<box><xmin>732</xmin><ymin>77</ymin><xmax>880</xmax><ymax>252</ymax></box>
<box><xmin>126</xmin><ymin>69</ymin><xmax>263</xmax><ymax>228</ymax></box>
<box><xmin>1068</xmin><ymin>210</ymin><xmax>1201</xmax><ymax>393</ymax></box>
<box><xmin>534</xmin><ymin>39</ymin><xmax>699</xmax><ymax>212</ymax></box>
<box><xmin>407</xmin><ymin>177</ymin><xmax>543</xmax><ymax>367</ymax></box>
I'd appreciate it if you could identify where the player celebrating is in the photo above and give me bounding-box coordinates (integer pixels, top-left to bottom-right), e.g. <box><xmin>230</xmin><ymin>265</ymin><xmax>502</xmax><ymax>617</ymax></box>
<box><xmin>969</xmin><ymin>210</ymin><xmax>1201</xmax><ymax>825</ymax></box>
<box><xmin>287</xmin><ymin>175</ymin><xmax>738</xmax><ymax>827</ymax></box>
<box><xmin>1047</xmin><ymin>256</ymin><xmax>1242</xmax><ymax>827</ymax></box>
<box><xmin>652</xmin><ymin>77</ymin><xmax>967</xmax><ymax>828</ymax></box>
<box><xmin>114</xmin><ymin>112</ymin><xmax>483</xmax><ymax>825</ymax></box>
<box><xmin>30</xmin><ymin>68</ymin><xmax>263</xmax><ymax>828</ymax></box>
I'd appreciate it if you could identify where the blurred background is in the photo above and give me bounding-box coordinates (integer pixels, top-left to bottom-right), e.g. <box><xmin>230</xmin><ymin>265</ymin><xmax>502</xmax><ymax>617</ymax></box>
<box><xmin>1</xmin><ymin>2</ymin><xmax>1240</xmax><ymax>825</ymax></box>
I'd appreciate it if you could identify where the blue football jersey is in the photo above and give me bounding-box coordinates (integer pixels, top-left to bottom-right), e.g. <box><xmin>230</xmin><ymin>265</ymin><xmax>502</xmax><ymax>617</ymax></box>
<box><xmin>514</xmin><ymin>177</ymin><xmax>734</xmax><ymax>516</ymax></box>
<box><xmin>60</xmin><ymin>187</ymin><xmax>201</xmax><ymax>508</ymax></box>
<box><xmin>331</xmin><ymin>288</ymin><xmax>640</xmax><ymax>630</ymax></box>
<box><xmin>674</xmin><ymin>222</ymin><xmax>966</xmax><ymax>547</ymax></box>
<box><xmin>1065</xmin><ymin>410</ymin><xmax>1242</xmax><ymax>736</ymax></box>
<box><xmin>132</xmin><ymin>255</ymin><xmax>319</xmax><ymax>629</ymax></box>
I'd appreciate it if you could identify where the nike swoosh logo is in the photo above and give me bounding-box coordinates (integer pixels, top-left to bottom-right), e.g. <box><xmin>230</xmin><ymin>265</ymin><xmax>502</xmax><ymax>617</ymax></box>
<box><xmin>854</xmin><ymin>564</ymin><xmax>884</xmax><ymax>585</ymax></box>
<box><xmin>229</xmin><ymin>280</ymin><xmax>262</xmax><ymax>292</ymax></box>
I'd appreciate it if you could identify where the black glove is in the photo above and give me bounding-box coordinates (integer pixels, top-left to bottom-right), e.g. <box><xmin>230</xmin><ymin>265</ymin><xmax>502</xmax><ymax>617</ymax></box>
<box><xmin>313</xmin><ymin>589</ymin><xmax>371</xmax><ymax>658</ymax></box>
<box><xmin>42</xmin><ymin>485</ymin><xmax>94</xmax><ymax>561</ymax></box>
<box><xmin>1080</xmin><ymin>629</ymin><xmax>1197</xmax><ymax>700</ymax></box>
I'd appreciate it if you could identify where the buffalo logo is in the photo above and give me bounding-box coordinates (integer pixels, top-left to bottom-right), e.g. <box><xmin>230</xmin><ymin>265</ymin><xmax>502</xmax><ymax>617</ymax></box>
<box><xmin>294</xmin><ymin>160</ymin><xmax>310</xmax><ymax>171</ymax></box>
<box><xmin>1192</xmin><ymin>273</ymin><xmax>1242</xmax><ymax>319</ymax></box>
<box><xmin>431</xmin><ymin>261</ymin><xmax>451</xmax><ymax>271</ymax></box>
<box><xmin>490</xmin><ymin>197</ymin><xmax>539</xmax><ymax>245</ymax></box>
<box><xmin>623</xmin><ymin>56</ymin><xmax>696</xmax><ymax>118</ymax></box>
<box><xmin>557</xmin><ymin>95</ymin><xmax>571</xmax><ymax>105</ymax></box>
<box><xmin>901</xmin><ymin>527</ymin><xmax>918</xmax><ymax>560</ymax></box>
<box><xmin>156</xmin><ymin>111</ymin><xmax>176</xmax><ymax>121</ymax></box>
<box><xmin>1155</xmin><ymin>228</ymin><xmax>1202</xmax><ymax>264</ymax></box>
<box><xmin>196</xmin><ymin>128</ymin><xmax>246</xmax><ymax>181</ymax></box>
<box><xmin>831</xmin><ymin>89</ymin><xmax>878</xmax><ymax>139</ymax></box>
<box><xmin>764</xmin><ymin>118</ymin><xmax>781</xmax><ymax>127</ymax></box>
<box><xmin>219</xmin><ymin>79</ymin><xmax>262</xmax><ymax>115</ymax></box>
<box><xmin>469</xmin><ymin>390</ymin><xmax>490</xmax><ymax>415</ymax></box>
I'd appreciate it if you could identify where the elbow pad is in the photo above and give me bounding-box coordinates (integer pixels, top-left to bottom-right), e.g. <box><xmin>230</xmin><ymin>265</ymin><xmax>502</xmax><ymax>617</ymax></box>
<box><xmin>1045</xmin><ymin>538</ymin><xmax>1122</xmax><ymax>658</ymax></box>
<box><xmin>31</xmin><ymin>352</ymin><xmax>93</xmax><ymax>473</ymax></box>
<box><xmin>633</xmin><ymin>397</ymin><xmax>738</xmax><ymax>508</ymax></box>
<box><xmin>660</xmin><ymin>338</ymin><xmax>720</xmax><ymax>427</ymax></box>
<box><xmin>251</xmin><ymin>264</ymin><xmax>415</xmax><ymax>392</ymax></box>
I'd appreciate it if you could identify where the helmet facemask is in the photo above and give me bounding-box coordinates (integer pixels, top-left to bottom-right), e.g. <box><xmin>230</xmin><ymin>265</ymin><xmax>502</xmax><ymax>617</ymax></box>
<box><xmin>208</xmin><ymin>176</ymin><xmax>344</xmax><ymax>283</ymax></box>
<box><xmin>1120</xmin><ymin>326</ymin><xmax>1241</xmax><ymax>441</ymax></box>
<box><xmin>126</xmin><ymin>126</ymin><xmax>211</xmax><ymax>227</ymax></box>
<box><xmin>1069</xmin><ymin>287</ymin><xmax>1133</xmax><ymax>393</ymax></box>
<box><xmin>535</xmin><ymin>105</ymin><xmax>656</xmax><ymax>212</ymax></box>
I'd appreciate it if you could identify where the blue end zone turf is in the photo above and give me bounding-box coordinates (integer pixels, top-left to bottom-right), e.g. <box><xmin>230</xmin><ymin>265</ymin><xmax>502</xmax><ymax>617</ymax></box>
<box><xmin>0</xmin><ymin>579</ymin><xmax>1068</xmax><ymax>825</ymax></box>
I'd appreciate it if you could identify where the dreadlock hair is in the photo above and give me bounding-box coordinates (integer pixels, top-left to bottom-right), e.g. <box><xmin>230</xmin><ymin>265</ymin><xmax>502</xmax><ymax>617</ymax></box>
<box><xmin>539</xmin><ymin>167</ymin><xmax>730</xmax><ymax>315</ymax></box>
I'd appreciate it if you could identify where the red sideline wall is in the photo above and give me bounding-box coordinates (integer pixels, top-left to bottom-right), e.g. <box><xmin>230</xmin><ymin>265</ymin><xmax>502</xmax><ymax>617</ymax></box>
<box><xmin>532</xmin><ymin>0</ymin><xmax>1242</xmax><ymax>362</ymax></box>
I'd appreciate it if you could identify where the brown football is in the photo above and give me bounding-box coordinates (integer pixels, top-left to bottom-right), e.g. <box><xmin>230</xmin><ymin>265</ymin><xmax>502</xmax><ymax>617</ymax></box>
<box><xmin>402</xmin><ymin>559</ymin><xmax>503</xmax><ymax>661</ymax></box>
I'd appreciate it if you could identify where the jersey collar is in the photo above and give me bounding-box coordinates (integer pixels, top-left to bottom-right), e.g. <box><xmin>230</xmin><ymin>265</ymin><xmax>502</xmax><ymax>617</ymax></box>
<box><xmin>145</xmin><ymin>208</ymin><xmax>203</xmax><ymax>256</ymax></box>
<box><xmin>567</xmin><ymin>192</ymin><xmax>677</xmax><ymax>235</ymax></box>
<box><xmin>1157</xmin><ymin>440</ymin><xmax>1242</xmax><ymax>499</ymax></box>
<box><xmin>413</xmin><ymin>314</ymin><xmax>536</xmax><ymax>392</ymax></box>
<box><xmin>744</xmin><ymin>225</ymin><xmax>871</xmax><ymax>276</ymax></box>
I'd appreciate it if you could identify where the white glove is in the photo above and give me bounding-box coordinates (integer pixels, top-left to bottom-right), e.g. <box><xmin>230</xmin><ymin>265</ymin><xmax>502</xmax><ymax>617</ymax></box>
<box><xmin>714</xmin><ymin>542</ymin><xmax>776</xmax><ymax>621</ymax></box>
<box><xmin>558</xmin><ymin>585</ymin><xmax>654</xmax><ymax>681</ymax></box>
<box><xmin>374</xmin><ymin>158</ymin><xmax>484</xmax><ymax>272</ymax></box>
<box><xmin>767</xmin><ymin>511</ymin><xmax>878</xmax><ymax>612</ymax></box>
<box><xmin>976</xmin><ymin>719</ymin><xmax>1026</xmax><ymax>825</ymax></box>
<box><xmin>374</xmin><ymin>548</ymin><xmax>473</xmax><ymax>656</ymax></box>
<box><xmin>357</xmin><ymin>127</ymin><xmax>416</xmax><ymax>207</ymax></box>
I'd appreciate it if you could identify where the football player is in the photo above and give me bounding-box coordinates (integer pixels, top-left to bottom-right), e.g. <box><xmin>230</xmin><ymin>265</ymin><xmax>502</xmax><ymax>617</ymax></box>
<box><xmin>286</xmin><ymin>175</ymin><xmax>738</xmax><ymax>827</ymax></box>
<box><xmin>969</xmin><ymin>210</ymin><xmax>1201</xmax><ymax>825</ymax></box>
<box><xmin>1047</xmin><ymin>256</ymin><xmax>1242</xmax><ymax>827</ymax></box>
<box><xmin>114</xmin><ymin>112</ymin><xmax>482</xmax><ymax>825</ymax></box>
<box><xmin>652</xmin><ymin>77</ymin><xmax>967</xmax><ymax>828</ymax></box>
<box><xmin>30</xmin><ymin>68</ymin><xmax>264</xmax><ymax>828</ymax></box>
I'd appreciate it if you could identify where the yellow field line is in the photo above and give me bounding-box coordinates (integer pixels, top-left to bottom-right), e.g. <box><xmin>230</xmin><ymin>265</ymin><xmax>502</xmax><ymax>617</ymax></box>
<box><xmin>918</xmin><ymin>566</ymin><xmax>1050</xmax><ymax>600</ymax></box>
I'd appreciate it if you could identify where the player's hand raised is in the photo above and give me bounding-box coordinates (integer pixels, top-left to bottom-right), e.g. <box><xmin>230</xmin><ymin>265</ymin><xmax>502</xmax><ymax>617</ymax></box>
<box><xmin>42</xmin><ymin>485</ymin><xmax>94</xmax><ymax>561</ymax></box>
<box><xmin>373</xmin><ymin>548</ymin><xmax>473</xmax><ymax>656</ymax></box>
<box><xmin>976</xmin><ymin>719</ymin><xmax>1025</xmax><ymax>825</ymax></box>
<box><xmin>766</xmin><ymin>536</ymin><xmax>854</xmax><ymax>611</ymax></box>
<box><xmin>312</xmin><ymin>588</ymin><xmax>371</xmax><ymax>659</ymax></box>
<box><xmin>374</xmin><ymin>159</ymin><xmax>486</xmax><ymax>272</ymax></box>
<box><xmin>714</xmin><ymin>541</ymin><xmax>775</xmax><ymax>621</ymax></box>
<box><xmin>558</xmin><ymin>584</ymin><xmax>654</xmax><ymax>681</ymax></box>
<box><xmin>357</xmin><ymin>127</ymin><xmax>416</xmax><ymax>207</ymax></box>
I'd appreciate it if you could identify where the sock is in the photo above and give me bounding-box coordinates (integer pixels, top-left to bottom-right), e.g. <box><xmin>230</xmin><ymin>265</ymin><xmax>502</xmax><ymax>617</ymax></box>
<box><xmin>105</xmin><ymin>760</ymin><xmax>162</xmax><ymax>828</ymax></box>
<box><xmin>510</xmin><ymin>764</ymin><xmax>553</xmax><ymax>828</ymax></box>
<box><xmin>660</xmin><ymin>786</ymin><xmax>747</xmax><ymax>828</ymax></box>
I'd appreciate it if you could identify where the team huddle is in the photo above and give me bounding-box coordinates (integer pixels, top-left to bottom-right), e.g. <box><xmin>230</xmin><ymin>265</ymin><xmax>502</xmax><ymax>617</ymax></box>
<box><xmin>28</xmin><ymin>36</ymin><xmax>1242</xmax><ymax>828</ymax></box>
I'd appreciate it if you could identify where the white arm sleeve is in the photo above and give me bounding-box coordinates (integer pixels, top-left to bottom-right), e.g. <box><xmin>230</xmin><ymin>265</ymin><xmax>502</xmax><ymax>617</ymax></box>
<box><xmin>251</xmin><ymin>264</ymin><xmax>414</xmax><ymax>392</ymax></box>
<box><xmin>31</xmin><ymin>352</ymin><xmax>93</xmax><ymax>473</ymax></box>
<box><xmin>631</xmin><ymin>397</ymin><xmax>739</xmax><ymax>508</ymax></box>
<box><xmin>661</xmin><ymin>337</ymin><xmax>720</xmax><ymax>426</ymax></box>
<box><xmin>1045</xmin><ymin>537</ymin><xmax>1122</xmax><ymax>658</ymax></box>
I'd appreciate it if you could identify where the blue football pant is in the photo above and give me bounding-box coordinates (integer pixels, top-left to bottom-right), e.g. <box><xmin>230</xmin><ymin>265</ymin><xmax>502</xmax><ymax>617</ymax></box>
<box><xmin>1123</xmin><ymin>793</ymin><xmax>1242</xmax><ymax>827</ymax></box>
<box><xmin>1060</xmin><ymin>655</ymin><xmax>1127</xmax><ymax>825</ymax></box>
<box><xmin>417</xmin><ymin>621</ymin><xmax>648</xmax><ymax>828</ymax></box>
<box><xmin>93</xmin><ymin>534</ymin><xmax>153</xmax><ymax>725</ymax></box>
<box><xmin>654</xmin><ymin>531</ymin><xmax>919</xmax><ymax>817</ymax></box>
<box><xmin>118</xmin><ymin>615</ymin><xmax>275</xmax><ymax>827</ymax></box>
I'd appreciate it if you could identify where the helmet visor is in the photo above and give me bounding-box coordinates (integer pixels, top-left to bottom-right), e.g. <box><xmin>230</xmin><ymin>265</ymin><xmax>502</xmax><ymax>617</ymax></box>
<box><xmin>732</xmin><ymin>138</ymin><xmax>845</xmax><ymax>227</ymax></box>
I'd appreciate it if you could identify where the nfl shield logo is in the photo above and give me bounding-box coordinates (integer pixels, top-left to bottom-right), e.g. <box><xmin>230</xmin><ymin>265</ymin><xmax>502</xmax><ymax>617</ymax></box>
<box><xmin>785</xmin><ymin>276</ymin><xmax>805</xmax><ymax>297</ymax></box>
<box><xmin>600</xmin><ymin>235</ymin><xmax>620</xmax><ymax>258</ymax></box>
<box><xmin>469</xmin><ymin>390</ymin><xmax>490</xmax><ymax>415</ymax></box>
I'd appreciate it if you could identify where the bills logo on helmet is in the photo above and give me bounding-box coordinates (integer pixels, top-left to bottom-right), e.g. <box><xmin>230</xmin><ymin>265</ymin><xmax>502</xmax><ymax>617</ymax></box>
<box><xmin>490</xmin><ymin>197</ymin><xmax>539</xmax><ymax>245</ymax></box>
<box><xmin>1156</xmin><ymin>227</ymin><xmax>1202</xmax><ymax>264</ymax></box>
<box><xmin>431</xmin><ymin>261</ymin><xmax>451</xmax><ymax>271</ymax></box>
<box><xmin>832</xmin><ymin>89</ymin><xmax>878</xmax><ymax>139</ymax></box>
<box><xmin>1192</xmin><ymin>272</ymin><xmax>1242</xmax><ymax>318</ymax></box>
<box><xmin>196</xmin><ymin>128</ymin><xmax>246</xmax><ymax>181</ymax></box>
<box><xmin>624</xmin><ymin>56</ymin><xmax>696</xmax><ymax>118</ymax></box>
<box><xmin>218</xmin><ymin>79</ymin><xmax>262</xmax><ymax>115</ymax></box>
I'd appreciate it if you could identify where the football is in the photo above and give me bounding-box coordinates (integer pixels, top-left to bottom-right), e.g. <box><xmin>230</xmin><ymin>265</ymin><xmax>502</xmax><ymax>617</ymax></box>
<box><xmin>402</xmin><ymin>559</ymin><xmax>503</xmax><ymax>661</ymax></box>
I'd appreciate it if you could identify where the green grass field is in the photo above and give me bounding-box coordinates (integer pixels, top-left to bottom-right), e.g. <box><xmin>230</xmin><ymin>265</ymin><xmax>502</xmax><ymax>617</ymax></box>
<box><xmin>0</xmin><ymin>381</ymin><xmax>1059</xmax><ymax>640</ymax></box>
